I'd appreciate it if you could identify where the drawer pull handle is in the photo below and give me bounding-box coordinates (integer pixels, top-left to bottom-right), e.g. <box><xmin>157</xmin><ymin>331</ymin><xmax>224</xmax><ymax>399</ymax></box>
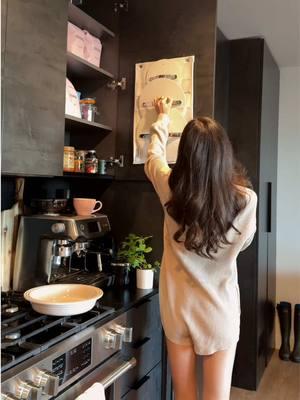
<box><xmin>132</xmin><ymin>336</ymin><xmax>150</xmax><ymax>349</ymax></box>
<box><xmin>131</xmin><ymin>375</ymin><xmax>150</xmax><ymax>390</ymax></box>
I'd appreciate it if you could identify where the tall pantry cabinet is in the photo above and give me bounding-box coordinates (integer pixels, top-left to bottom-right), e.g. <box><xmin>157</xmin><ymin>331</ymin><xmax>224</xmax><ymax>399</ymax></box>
<box><xmin>215</xmin><ymin>36</ymin><xmax>279</xmax><ymax>390</ymax></box>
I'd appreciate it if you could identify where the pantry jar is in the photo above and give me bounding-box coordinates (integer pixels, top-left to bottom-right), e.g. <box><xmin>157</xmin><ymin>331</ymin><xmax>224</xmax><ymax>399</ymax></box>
<box><xmin>85</xmin><ymin>150</ymin><xmax>98</xmax><ymax>174</ymax></box>
<box><xmin>74</xmin><ymin>150</ymin><xmax>85</xmax><ymax>173</ymax></box>
<box><xmin>80</xmin><ymin>98</ymin><xmax>98</xmax><ymax>122</ymax></box>
<box><xmin>63</xmin><ymin>146</ymin><xmax>75</xmax><ymax>172</ymax></box>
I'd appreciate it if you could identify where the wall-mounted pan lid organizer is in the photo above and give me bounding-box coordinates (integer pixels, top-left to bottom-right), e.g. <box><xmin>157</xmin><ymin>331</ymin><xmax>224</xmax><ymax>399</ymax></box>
<box><xmin>133</xmin><ymin>56</ymin><xmax>194</xmax><ymax>165</ymax></box>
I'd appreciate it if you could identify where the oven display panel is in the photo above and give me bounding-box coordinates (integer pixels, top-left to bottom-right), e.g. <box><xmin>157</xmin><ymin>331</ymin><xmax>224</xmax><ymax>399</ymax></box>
<box><xmin>52</xmin><ymin>339</ymin><xmax>92</xmax><ymax>385</ymax></box>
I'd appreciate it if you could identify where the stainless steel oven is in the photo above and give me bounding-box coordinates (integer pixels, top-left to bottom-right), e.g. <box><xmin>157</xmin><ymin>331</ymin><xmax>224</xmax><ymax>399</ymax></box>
<box><xmin>2</xmin><ymin>301</ymin><xmax>136</xmax><ymax>400</ymax></box>
<box><xmin>55</xmin><ymin>354</ymin><xmax>136</xmax><ymax>399</ymax></box>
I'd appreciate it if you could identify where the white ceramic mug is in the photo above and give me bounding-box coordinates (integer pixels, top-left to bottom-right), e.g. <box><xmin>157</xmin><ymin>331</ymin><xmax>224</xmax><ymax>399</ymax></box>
<box><xmin>73</xmin><ymin>198</ymin><xmax>102</xmax><ymax>216</ymax></box>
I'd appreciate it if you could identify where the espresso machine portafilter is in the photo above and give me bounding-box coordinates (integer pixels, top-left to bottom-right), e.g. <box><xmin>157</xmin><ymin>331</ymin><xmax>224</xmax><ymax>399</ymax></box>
<box><xmin>13</xmin><ymin>214</ymin><xmax>111</xmax><ymax>291</ymax></box>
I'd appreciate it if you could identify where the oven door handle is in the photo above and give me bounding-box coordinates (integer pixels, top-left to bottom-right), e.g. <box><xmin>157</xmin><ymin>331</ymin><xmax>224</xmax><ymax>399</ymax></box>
<box><xmin>101</xmin><ymin>357</ymin><xmax>137</xmax><ymax>389</ymax></box>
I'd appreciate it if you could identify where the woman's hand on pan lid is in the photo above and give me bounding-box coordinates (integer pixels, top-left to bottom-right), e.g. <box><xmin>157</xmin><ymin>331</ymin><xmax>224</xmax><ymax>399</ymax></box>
<box><xmin>154</xmin><ymin>96</ymin><xmax>173</xmax><ymax>115</ymax></box>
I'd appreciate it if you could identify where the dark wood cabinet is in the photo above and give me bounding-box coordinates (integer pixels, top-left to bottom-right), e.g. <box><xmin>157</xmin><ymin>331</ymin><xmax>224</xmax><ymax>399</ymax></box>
<box><xmin>120</xmin><ymin>294</ymin><xmax>165</xmax><ymax>400</ymax></box>
<box><xmin>1</xmin><ymin>0</ymin><xmax>68</xmax><ymax>176</ymax></box>
<box><xmin>215</xmin><ymin>37</ymin><xmax>279</xmax><ymax>390</ymax></box>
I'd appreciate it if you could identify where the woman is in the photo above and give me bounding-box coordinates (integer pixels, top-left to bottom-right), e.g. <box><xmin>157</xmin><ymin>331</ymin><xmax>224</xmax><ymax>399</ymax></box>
<box><xmin>144</xmin><ymin>97</ymin><xmax>257</xmax><ymax>400</ymax></box>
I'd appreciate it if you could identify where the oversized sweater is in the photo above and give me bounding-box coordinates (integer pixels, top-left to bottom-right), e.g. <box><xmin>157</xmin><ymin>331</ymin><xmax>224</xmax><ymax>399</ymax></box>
<box><xmin>144</xmin><ymin>114</ymin><xmax>257</xmax><ymax>354</ymax></box>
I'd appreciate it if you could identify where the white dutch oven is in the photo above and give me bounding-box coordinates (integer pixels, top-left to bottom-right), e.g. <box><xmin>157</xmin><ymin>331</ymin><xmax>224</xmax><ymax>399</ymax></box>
<box><xmin>24</xmin><ymin>284</ymin><xmax>103</xmax><ymax>316</ymax></box>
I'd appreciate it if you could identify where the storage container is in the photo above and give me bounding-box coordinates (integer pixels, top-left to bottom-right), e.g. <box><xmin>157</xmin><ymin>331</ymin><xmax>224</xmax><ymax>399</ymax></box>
<box><xmin>65</xmin><ymin>78</ymin><xmax>81</xmax><ymax>118</ymax></box>
<box><xmin>67</xmin><ymin>22</ymin><xmax>85</xmax><ymax>59</ymax></box>
<box><xmin>63</xmin><ymin>146</ymin><xmax>75</xmax><ymax>172</ymax></box>
<box><xmin>80</xmin><ymin>98</ymin><xmax>98</xmax><ymax>122</ymax></box>
<box><xmin>83</xmin><ymin>30</ymin><xmax>102</xmax><ymax>67</ymax></box>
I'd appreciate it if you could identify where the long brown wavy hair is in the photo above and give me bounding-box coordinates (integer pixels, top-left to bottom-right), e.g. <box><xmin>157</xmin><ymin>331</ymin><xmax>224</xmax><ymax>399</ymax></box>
<box><xmin>165</xmin><ymin>117</ymin><xmax>251</xmax><ymax>259</ymax></box>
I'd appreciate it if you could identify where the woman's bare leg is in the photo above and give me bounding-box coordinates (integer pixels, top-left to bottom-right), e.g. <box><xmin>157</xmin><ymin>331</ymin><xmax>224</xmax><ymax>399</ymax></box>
<box><xmin>166</xmin><ymin>338</ymin><xmax>198</xmax><ymax>400</ymax></box>
<box><xmin>202</xmin><ymin>343</ymin><xmax>237</xmax><ymax>400</ymax></box>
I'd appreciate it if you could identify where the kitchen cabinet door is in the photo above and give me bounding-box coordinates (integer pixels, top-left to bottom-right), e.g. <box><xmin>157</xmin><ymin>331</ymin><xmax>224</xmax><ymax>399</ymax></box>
<box><xmin>2</xmin><ymin>0</ymin><xmax>68</xmax><ymax>176</ymax></box>
<box><xmin>115</xmin><ymin>0</ymin><xmax>217</xmax><ymax>180</ymax></box>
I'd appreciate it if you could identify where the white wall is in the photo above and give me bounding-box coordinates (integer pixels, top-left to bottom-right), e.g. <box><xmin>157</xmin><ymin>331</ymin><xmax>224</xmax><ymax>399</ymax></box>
<box><xmin>275</xmin><ymin>66</ymin><xmax>300</xmax><ymax>348</ymax></box>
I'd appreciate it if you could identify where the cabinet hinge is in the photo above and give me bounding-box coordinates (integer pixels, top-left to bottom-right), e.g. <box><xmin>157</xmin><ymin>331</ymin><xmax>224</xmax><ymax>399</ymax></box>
<box><xmin>114</xmin><ymin>1</ymin><xmax>128</xmax><ymax>13</ymax></box>
<box><xmin>70</xmin><ymin>0</ymin><xmax>83</xmax><ymax>5</ymax></box>
<box><xmin>107</xmin><ymin>77</ymin><xmax>127</xmax><ymax>91</ymax></box>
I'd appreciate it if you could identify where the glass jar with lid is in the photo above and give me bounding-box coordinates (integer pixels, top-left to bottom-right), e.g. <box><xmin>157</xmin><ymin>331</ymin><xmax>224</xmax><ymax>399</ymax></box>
<box><xmin>85</xmin><ymin>150</ymin><xmax>98</xmax><ymax>174</ymax></box>
<box><xmin>74</xmin><ymin>150</ymin><xmax>86</xmax><ymax>173</ymax></box>
<box><xmin>63</xmin><ymin>146</ymin><xmax>75</xmax><ymax>172</ymax></box>
<box><xmin>80</xmin><ymin>98</ymin><xmax>98</xmax><ymax>122</ymax></box>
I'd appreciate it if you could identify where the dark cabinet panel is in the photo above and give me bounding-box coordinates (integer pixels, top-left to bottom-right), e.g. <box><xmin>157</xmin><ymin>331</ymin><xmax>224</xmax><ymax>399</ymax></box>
<box><xmin>223</xmin><ymin>38</ymin><xmax>279</xmax><ymax>390</ymax></box>
<box><xmin>121</xmin><ymin>295</ymin><xmax>162</xmax><ymax>397</ymax></box>
<box><xmin>2</xmin><ymin>0</ymin><xmax>68</xmax><ymax>176</ymax></box>
<box><xmin>259</xmin><ymin>44</ymin><xmax>279</xmax><ymax>364</ymax></box>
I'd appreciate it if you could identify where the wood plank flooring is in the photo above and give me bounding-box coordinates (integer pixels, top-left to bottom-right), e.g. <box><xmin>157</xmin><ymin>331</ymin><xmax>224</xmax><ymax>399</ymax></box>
<box><xmin>230</xmin><ymin>351</ymin><xmax>300</xmax><ymax>400</ymax></box>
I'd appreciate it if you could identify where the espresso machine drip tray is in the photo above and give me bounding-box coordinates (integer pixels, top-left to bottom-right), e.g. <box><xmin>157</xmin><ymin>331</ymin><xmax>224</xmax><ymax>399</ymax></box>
<box><xmin>52</xmin><ymin>270</ymin><xmax>115</xmax><ymax>288</ymax></box>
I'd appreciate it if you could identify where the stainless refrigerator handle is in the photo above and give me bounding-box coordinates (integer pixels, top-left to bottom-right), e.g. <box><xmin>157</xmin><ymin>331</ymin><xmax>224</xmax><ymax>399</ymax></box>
<box><xmin>101</xmin><ymin>357</ymin><xmax>137</xmax><ymax>389</ymax></box>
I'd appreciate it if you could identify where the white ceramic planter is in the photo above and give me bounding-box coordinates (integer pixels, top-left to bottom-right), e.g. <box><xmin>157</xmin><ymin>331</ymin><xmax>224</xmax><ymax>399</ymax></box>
<box><xmin>136</xmin><ymin>269</ymin><xmax>154</xmax><ymax>289</ymax></box>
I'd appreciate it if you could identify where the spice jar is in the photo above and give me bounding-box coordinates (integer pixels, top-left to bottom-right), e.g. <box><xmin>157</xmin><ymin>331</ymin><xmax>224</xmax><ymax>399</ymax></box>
<box><xmin>74</xmin><ymin>150</ymin><xmax>86</xmax><ymax>173</ymax></box>
<box><xmin>80</xmin><ymin>98</ymin><xmax>98</xmax><ymax>122</ymax></box>
<box><xmin>85</xmin><ymin>150</ymin><xmax>98</xmax><ymax>174</ymax></box>
<box><xmin>63</xmin><ymin>146</ymin><xmax>75</xmax><ymax>172</ymax></box>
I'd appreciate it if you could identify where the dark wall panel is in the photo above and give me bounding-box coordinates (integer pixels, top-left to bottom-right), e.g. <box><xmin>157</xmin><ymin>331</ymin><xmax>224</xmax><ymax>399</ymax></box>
<box><xmin>214</xmin><ymin>28</ymin><xmax>230</xmax><ymax>131</ymax></box>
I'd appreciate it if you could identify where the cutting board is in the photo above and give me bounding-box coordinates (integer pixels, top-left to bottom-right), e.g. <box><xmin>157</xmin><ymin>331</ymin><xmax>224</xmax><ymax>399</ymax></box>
<box><xmin>1</xmin><ymin>178</ymin><xmax>24</xmax><ymax>291</ymax></box>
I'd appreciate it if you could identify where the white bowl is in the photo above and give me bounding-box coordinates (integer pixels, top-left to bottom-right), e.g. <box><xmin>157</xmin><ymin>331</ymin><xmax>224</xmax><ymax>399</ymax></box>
<box><xmin>24</xmin><ymin>284</ymin><xmax>103</xmax><ymax>316</ymax></box>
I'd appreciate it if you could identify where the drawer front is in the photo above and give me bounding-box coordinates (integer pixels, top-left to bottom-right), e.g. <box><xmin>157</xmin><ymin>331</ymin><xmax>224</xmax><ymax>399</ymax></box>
<box><xmin>121</xmin><ymin>327</ymin><xmax>162</xmax><ymax>396</ymax></box>
<box><xmin>120</xmin><ymin>294</ymin><xmax>162</xmax><ymax>396</ymax></box>
<box><xmin>127</xmin><ymin>294</ymin><xmax>161</xmax><ymax>341</ymax></box>
<box><xmin>122</xmin><ymin>362</ymin><xmax>162</xmax><ymax>400</ymax></box>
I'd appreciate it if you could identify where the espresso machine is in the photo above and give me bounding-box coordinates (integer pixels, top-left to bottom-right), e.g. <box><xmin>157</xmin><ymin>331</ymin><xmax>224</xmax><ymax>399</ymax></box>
<box><xmin>13</xmin><ymin>214</ymin><xmax>116</xmax><ymax>291</ymax></box>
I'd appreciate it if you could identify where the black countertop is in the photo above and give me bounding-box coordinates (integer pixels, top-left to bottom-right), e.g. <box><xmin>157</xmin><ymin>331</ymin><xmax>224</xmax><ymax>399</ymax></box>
<box><xmin>100</xmin><ymin>285</ymin><xmax>158</xmax><ymax>320</ymax></box>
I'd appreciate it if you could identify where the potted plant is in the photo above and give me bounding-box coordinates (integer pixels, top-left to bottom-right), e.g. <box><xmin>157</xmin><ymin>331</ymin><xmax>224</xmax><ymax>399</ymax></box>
<box><xmin>117</xmin><ymin>234</ymin><xmax>160</xmax><ymax>289</ymax></box>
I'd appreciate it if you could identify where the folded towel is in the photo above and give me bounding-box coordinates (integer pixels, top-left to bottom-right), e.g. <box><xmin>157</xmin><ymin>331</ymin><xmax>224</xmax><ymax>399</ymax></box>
<box><xmin>75</xmin><ymin>382</ymin><xmax>105</xmax><ymax>400</ymax></box>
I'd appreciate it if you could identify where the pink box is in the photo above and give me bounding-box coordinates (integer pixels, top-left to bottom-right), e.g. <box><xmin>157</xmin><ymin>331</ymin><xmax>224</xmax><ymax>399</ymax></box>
<box><xmin>67</xmin><ymin>22</ymin><xmax>85</xmax><ymax>59</ymax></box>
<box><xmin>83</xmin><ymin>30</ymin><xmax>102</xmax><ymax>67</ymax></box>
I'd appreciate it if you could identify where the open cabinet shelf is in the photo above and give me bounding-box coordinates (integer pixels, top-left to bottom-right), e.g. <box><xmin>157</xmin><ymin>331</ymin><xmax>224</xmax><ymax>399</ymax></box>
<box><xmin>68</xmin><ymin>3</ymin><xmax>115</xmax><ymax>40</ymax></box>
<box><xmin>65</xmin><ymin>114</ymin><xmax>112</xmax><ymax>133</ymax></box>
<box><xmin>63</xmin><ymin>172</ymin><xmax>114</xmax><ymax>180</ymax></box>
<box><xmin>66</xmin><ymin>52</ymin><xmax>114</xmax><ymax>80</ymax></box>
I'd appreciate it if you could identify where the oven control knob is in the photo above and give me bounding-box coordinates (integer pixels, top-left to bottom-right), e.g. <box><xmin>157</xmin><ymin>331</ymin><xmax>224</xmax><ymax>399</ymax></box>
<box><xmin>51</xmin><ymin>223</ymin><xmax>65</xmax><ymax>234</ymax></box>
<box><xmin>1</xmin><ymin>393</ymin><xmax>19</xmax><ymax>400</ymax></box>
<box><xmin>112</xmin><ymin>324</ymin><xmax>133</xmax><ymax>343</ymax></box>
<box><xmin>103</xmin><ymin>329</ymin><xmax>123</xmax><ymax>350</ymax></box>
<box><xmin>34</xmin><ymin>370</ymin><xmax>59</xmax><ymax>396</ymax></box>
<box><xmin>16</xmin><ymin>381</ymin><xmax>42</xmax><ymax>400</ymax></box>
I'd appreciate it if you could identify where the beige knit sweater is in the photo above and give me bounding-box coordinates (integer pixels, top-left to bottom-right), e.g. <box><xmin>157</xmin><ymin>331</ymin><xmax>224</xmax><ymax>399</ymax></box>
<box><xmin>144</xmin><ymin>114</ymin><xmax>257</xmax><ymax>355</ymax></box>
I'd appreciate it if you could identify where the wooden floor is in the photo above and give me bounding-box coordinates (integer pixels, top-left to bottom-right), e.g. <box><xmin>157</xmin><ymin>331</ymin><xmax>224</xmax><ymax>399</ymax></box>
<box><xmin>230</xmin><ymin>351</ymin><xmax>300</xmax><ymax>400</ymax></box>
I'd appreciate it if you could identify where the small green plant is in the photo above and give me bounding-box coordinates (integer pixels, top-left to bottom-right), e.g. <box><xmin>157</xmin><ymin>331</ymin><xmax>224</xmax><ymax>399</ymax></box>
<box><xmin>117</xmin><ymin>234</ymin><xmax>160</xmax><ymax>270</ymax></box>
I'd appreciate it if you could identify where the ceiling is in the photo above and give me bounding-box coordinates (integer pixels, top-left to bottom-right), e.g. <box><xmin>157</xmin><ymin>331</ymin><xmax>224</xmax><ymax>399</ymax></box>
<box><xmin>217</xmin><ymin>0</ymin><xmax>300</xmax><ymax>67</ymax></box>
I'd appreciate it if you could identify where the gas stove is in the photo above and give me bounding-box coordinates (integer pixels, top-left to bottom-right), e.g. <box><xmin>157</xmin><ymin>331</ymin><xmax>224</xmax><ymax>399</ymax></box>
<box><xmin>1</xmin><ymin>292</ymin><xmax>114</xmax><ymax>373</ymax></box>
<box><xmin>1</xmin><ymin>292</ymin><xmax>135</xmax><ymax>400</ymax></box>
